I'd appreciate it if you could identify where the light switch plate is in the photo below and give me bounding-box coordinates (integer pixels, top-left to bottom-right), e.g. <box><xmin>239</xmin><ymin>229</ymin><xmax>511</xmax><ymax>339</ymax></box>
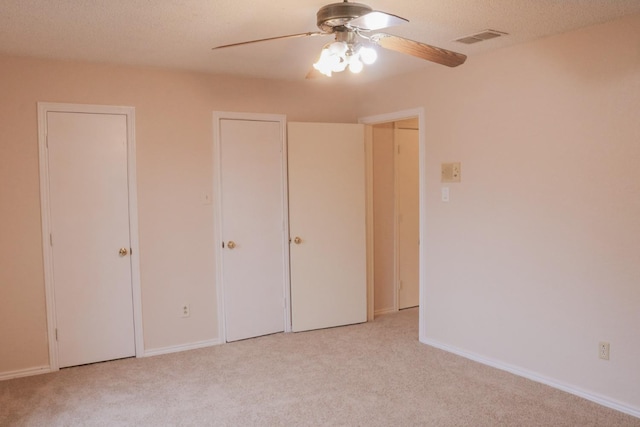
<box><xmin>441</xmin><ymin>187</ymin><xmax>450</xmax><ymax>202</ymax></box>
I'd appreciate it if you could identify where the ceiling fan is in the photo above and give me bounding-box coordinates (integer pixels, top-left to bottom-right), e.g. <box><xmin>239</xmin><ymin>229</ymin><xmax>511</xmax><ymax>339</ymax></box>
<box><xmin>212</xmin><ymin>0</ymin><xmax>467</xmax><ymax>78</ymax></box>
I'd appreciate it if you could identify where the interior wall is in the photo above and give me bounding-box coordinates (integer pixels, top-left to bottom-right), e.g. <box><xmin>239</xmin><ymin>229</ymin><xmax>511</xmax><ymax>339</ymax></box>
<box><xmin>0</xmin><ymin>55</ymin><xmax>360</xmax><ymax>374</ymax></box>
<box><xmin>372</xmin><ymin>123</ymin><xmax>395</xmax><ymax>314</ymax></box>
<box><xmin>358</xmin><ymin>13</ymin><xmax>640</xmax><ymax>411</ymax></box>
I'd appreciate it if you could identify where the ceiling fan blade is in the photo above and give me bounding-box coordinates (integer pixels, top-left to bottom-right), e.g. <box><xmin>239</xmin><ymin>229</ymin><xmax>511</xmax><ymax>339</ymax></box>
<box><xmin>213</xmin><ymin>31</ymin><xmax>327</xmax><ymax>50</ymax></box>
<box><xmin>348</xmin><ymin>11</ymin><xmax>408</xmax><ymax>31</ymax></box>
<box><xmin>373</xmin><ymin>33</ymin><xmax>467</xmax><ymax>67</ymax></box>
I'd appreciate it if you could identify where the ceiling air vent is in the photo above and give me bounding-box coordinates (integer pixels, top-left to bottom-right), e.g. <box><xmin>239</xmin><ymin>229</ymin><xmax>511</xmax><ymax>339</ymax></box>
<box><xmin>455</xmin><ymin>29</ymin><xmax>507</xmax><ymax>45</ymax></box>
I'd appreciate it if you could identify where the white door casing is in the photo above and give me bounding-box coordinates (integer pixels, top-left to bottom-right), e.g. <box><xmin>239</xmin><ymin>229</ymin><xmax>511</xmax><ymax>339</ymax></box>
<box><xmin>288</xmin><ymin>122</ymin><xmax>367</xmax><ymax>332</ymax></box>
<box><xmin>38</xmin><ymin>103</ymin><xmax>143</xmax><ymax>369</ymax></box>
<box><xmin>213</xmin><ymin>113</ymin><xmax>289</xmax><ymax>342</ymax></box>
<box><xmin>396</xmin><ymin>128</ymin><xmax>420</xmax><ymax>309</ymax></box>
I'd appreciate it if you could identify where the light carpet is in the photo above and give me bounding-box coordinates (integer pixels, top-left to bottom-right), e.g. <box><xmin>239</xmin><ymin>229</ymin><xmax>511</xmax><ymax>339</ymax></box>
<box><xmin>1</xmin><ymin>309</ymin><xmax>638</xmax><ymax>426</ymax></box>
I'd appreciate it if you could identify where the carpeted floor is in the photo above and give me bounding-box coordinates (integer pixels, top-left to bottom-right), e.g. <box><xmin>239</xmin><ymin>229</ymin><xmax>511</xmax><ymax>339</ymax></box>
<box><xmin>1</xmin><ymin>308</ymin><xmax>638</xmax><ymax>426</ymax></box>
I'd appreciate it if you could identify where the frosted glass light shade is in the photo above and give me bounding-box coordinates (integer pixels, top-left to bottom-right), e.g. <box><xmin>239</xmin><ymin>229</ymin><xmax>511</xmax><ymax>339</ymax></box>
<box><xmin>359</xmin><ymin>46</ymin><xmax>377</xmax><ymax>65</ymax></box>
<box><xmin>349</xmin><ymin>59</ymin><xmax>363</xmax><ymax>73</ymax></box>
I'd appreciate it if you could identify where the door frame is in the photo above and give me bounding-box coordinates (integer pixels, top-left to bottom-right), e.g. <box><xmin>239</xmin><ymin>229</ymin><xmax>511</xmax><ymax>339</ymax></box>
<box><xmin>37</xmin><ymin>102</ymin><xmax>144</xmax><ymax>371</ymax></box>
<box><xmin>212</xmin><ymin>111</ymin><xmax>290</xmax><ymax>343</ymax></box>
<box><xmin>359</xmin><ymin>108</ymin><xmax>425</xmax><ymax>335</ymax></box>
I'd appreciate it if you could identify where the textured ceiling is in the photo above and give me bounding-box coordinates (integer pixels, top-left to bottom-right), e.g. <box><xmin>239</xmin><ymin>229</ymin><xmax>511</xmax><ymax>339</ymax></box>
<box><xmin>1</xmin><ymin>0</ymin><xmax>639</xmax><ymax>82</ymax></box>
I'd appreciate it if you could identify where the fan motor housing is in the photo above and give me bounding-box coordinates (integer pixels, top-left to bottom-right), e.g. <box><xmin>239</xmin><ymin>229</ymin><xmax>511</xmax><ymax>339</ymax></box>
<box><xmin>317</xmin><ymin>2</ymin><xmax>372</xmax><ymax>32</ymax></box>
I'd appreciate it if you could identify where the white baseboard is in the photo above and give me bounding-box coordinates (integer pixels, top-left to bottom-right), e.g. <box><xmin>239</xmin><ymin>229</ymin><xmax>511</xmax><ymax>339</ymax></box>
<box><xmin>0</xmin><ymin>339</ymin><xmax>223</xmax><ymax>380</ymax></box>
<box><xmin>374</xmin><ymin>307</ymin><xmax>397</xmax><ymax>316</ymax></box>
<box><xmin>0</xmin><ymin>365</ymin><xmax>51</xmax><ymax>381</ymax></box>
<box><xmin>143</xmin><ymin>338</ymin><xmax>222</xmax><ymax>358</ymax></box>
<box><xmin>421</xmin><ymin>337</ymin><xmax>640</xmax><ymax>419</ymax></box>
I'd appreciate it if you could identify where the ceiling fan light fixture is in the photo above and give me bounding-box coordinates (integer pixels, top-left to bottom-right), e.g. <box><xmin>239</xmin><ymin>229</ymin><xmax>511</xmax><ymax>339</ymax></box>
<box><xmin>359</xmin><ymin>46</ymin><xmax>377</xmax><ymax>65</ymax></box>
<box><xmin>329</xmin><ymin>41</ymin><xmax>348</xmax><ymax>55</ymax></box>
<box><xmin>312</xmin><ymin>48</ymin><xmax>331</xmax><ymax>76</ymax></box>
<box><xmin>313</xmin><ymin>39</ymin><xmax>378</xmax><ymax>77</ymax></box>
<box><xmin>313</xmin><ymin>43</ymin><xmax>348</xmax><ymax>76</ymax></box>
<box><xmin>348</xmin><ymin>58</ymin><xmax>364</xmax><ymax>73</ymax></box>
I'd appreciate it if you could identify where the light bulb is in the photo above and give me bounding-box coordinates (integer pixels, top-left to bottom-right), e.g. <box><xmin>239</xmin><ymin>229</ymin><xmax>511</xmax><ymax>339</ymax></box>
<box><xmin>316</xmin><ymin>65</ymin><xmax>332</xmax><ymax>77</ymax></box>
<box><xmin>359</xmin><ymin>46</ymin><xmax>377</xmax><ymax>65</ymax></box>
<box><xmin>313</xmin><ymin>48</ymin><xmax>328</xmax><ymax>65</ymax></box>
<box><xmin>313</xmin><ymin>63</ymin><xmax>332</xmax><ymax>77</ymax></box>
<box><xmin>332</xmin><ymin>60</ymin><xmax>348</xmax><ymax>72</ymax></box>
<box><xmin>329</xmin><ymin>41</ymin><xmax>348</xmax><ymax>56</ymax></box>
<box><xmin>349</xmin><ymin>59</ymin><xmax>363</xmax><ymax>74</ymax></box>
<box><xmin>313</xmin><ymin>47</ymin><xmax>336</xmax><ymax>76</ymax></box>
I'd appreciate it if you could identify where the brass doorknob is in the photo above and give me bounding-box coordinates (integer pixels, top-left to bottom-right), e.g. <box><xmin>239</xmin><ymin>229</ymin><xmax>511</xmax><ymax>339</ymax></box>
<box><xmin>293</xmin><ymin>237</ymin><xmax>302</xmax><ymax>244</ymax></box>
<box><xmin>227</xmin><ymin>241</ymin><xmax>236</xmax><ymax>249</ymax></box>
<box><xmin>119</xmin><ymin>248</ymin><xmax>129</xmax><ymax>256</ymax></box>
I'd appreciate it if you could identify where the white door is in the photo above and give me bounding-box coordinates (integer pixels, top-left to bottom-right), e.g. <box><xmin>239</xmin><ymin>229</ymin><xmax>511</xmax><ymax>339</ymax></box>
<box><xmin>47</xmin><ymin>111</ymin><xmax>135</xmax><ymax>368</ymax></box>
<box><xmin>396</xmin><ymin>128</ymin><xmax>420</xmax><ymax>309</ymax></box>
<box><xmin>288</xmin><ymin>122</ymin><xmax>367</xmax><ymax>332</ymax></box>
<box><xmin>219</xmin><ymin>118</ymin><xmax>287</xmax><ymax>342</ymax></box>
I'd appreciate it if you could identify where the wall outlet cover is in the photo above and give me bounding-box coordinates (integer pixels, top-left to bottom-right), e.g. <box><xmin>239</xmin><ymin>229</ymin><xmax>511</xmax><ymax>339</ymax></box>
<box><xmin>599</xmin><ymin>341</ymin><xmax>610</xmax><ymax>360</ymax></box>
<box><xmin>181</xmin><ymin>303</ymin><xmax>190</xmax><ymax>318</ymax></box>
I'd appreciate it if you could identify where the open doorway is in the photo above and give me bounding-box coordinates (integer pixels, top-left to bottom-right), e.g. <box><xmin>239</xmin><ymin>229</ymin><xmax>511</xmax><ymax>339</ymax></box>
<box><xmin>361</xmin><ymin>108</ymin><xmax>424</xmax><ymax>322</ymax></box>
<box><xmin>371</xmin><ymin>118</ymin><xmax>419</xmax><ymax>315</ymax></box>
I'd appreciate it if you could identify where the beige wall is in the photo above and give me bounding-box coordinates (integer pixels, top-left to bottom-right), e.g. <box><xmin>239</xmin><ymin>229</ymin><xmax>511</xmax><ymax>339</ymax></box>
<box><xmin>0</xmin><ymin>56</ymin><xmax>360</xmax><ymax>373</ymax></box>
<box><xmin>372</xmin><ymin>123</ymin><xmax>395</xmax><ymax>313</ymax></box>
<box><xmin>359</xmin><ymin>13</ymin><xmax>640</xmax><ymax>409</ymax></box>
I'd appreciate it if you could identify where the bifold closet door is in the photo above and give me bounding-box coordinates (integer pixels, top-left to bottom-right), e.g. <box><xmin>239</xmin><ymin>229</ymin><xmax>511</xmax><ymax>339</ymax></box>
<box><xmin>288</xmin><ymin>122</ymin><xmax>367</xmax><ymax>332</ymax></box>
<box><xmin>219</xmin><ymin>118</ymin><xmax>286</xmax><ymax>342</ymax></box>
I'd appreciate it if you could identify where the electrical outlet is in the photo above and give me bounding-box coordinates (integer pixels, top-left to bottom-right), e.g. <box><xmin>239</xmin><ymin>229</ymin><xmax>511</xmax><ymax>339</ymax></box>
<box><xmin>181</xmin><ymin>303</ymin><xmax>190</xmax><ymax>318</ymax></box>
<box><xmin>599</xmin><ymin>342</ymin><xmax>610</xmax><ymax>360</ymax></box>
<box><xmin>201</xmin><ymin>192</ymin><xmax>212</xmax><ymax>205</ymax></box>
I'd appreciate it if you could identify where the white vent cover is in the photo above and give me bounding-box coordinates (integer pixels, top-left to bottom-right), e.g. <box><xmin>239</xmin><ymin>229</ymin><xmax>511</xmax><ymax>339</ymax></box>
<box><xmin>455</xmin><ymin>29</ymin><xmax>508</xmax><ymax>44</ymax></box>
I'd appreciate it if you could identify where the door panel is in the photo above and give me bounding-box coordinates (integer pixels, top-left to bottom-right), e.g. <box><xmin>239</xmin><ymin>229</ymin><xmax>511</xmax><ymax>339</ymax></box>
<box><xmin>288</xmin><ymin>122</ymin><xmax>367</xmax><ymax>332</ymax></box>
<box><xmin>396</xmin><ymin>128</ymin><xmax>420</xmax><ymax>309</ymax></box>
<box><xmin>47</xmin><ymin>111</ymin><xmax>135</xmax><ymax>368</ymax></box>
<box><xmin>220</xmin><ymin>119</ymin><xmax>286</xmax><ymax>342</ymax></box>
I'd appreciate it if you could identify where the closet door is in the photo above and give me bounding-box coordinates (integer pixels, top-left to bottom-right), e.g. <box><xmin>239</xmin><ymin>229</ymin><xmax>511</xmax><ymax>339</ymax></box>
<box><xmin>288</xmin><ymin>122</ymin><xmax>367</xmax><ymax>332</ymax></box>
<box><xmin>46</xmin><ymin>110</ymin><xmax>136</xmax><ymax>367</ymax></box>
<box><xmin>395</xmin><ymin>128</ymin><xmax>420</xmax><ymax>309</ymax></box>
<box><xmin>218</xmin><ymin>117</ymin><xmax>287</xmax><ymax>342</ymax></box>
